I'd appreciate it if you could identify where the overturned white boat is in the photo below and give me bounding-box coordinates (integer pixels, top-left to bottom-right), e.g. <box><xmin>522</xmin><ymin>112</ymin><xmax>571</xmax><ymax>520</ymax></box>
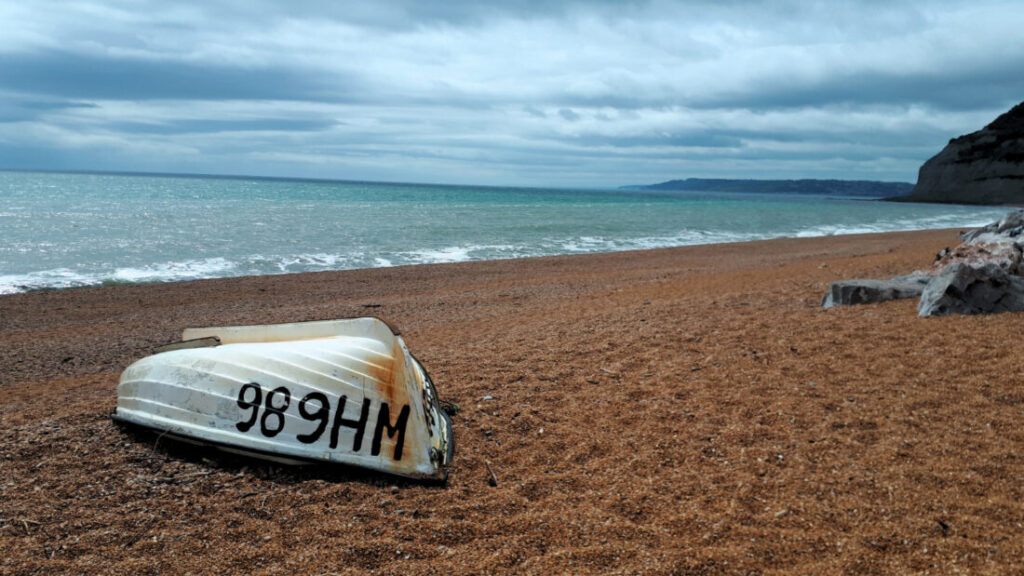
<box><xmin>113</xmin><ymin>317</ymin><xmax>453</xmax><ymax>482</ymax></box>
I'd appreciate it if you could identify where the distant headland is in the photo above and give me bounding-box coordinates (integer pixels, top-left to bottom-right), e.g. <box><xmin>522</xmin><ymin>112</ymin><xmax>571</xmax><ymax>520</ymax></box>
<box><xmin>621</xmin><ymin>178</ymin><xmax>914</xmax><ymax>198</ymax></box>
<box><xmin>627</xmin><ymin>101</ymin><xmax>1024</xmax><ymax>205</ymax></box>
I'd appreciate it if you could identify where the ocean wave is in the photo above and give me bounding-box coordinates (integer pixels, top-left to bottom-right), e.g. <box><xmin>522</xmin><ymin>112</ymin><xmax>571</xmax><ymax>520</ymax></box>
<box><xmin>790</xmin><ymin>211</ymin><xmax>1007</xmax><ymax>239</ymax></box>
<box><xmin>402</xmin><ymin>246</ymin><xmax>475</xmax><ymax>263</ymax></box>
<box><xmin>0</xmin><ymin>268</ymin><xmax>96</xmax><ymax>294</ymax></box>
<box><xmin>1</xmin><ymin>209</ymin><xmax>1013</xmax><ymax>295</ymax></box>
<box><xmin>271</xmin><ymin>253</ymin><xmax>353</xmax><ymax>273</ymax></box>
<box><xmin>0</xmin><ymin>258</ymin><xmax>241</xmax><ymax>294</ymax></box>
<box><xmin>111</xmin><ymin>257</ymin><xmax>238</xmax><ymax>283</ymax></box>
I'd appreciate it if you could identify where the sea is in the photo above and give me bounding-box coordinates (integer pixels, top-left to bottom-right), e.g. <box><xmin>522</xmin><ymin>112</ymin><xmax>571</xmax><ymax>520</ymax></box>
<box><xmin>0</xmin><ymin>170</ymin><xmax>1012</xmax><ymax>295</ymax></box>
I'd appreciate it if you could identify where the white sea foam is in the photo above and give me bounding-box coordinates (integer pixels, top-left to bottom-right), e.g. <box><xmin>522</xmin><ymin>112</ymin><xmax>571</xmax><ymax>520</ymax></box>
<box><xmin>111</xmin><ymin>257</ymin><xmax>237</xmax><ymax>283</ymax></box>
<box><xmin>403</xmin><ymin>246</ymin><xmax>475</xmax><ymax>263</ymax></box>
<box><xmin>561</xmin><ymin>236</ymin><xmax>613</xmax><ymax>252</ymax></box>
<box><xmin>794</xmin><ymin>226</ymin><xmax>882</xmax><ymax>238</ymax></box>
<box><xmin>0</xmin><ymin>258</ymin><xmax>240</xmax><ymax>294</ymax></box>
<box><xmin>0</xmin><ymin>269</ymin><xmax>95</xmax><ymax>294</ymax></box>
<box><xmin>790</xmin><ymin>211</ymin><xmax>1007</xmax><ymax>239</ymax></box>
<box><xmin>273</xmin><ymin>253</ymin><xmax>350</xmax><ymax>272</ymax></box>
<box><xmin>551</xmin><ymin>230</ymin><xmax>766</xmax><ymax>255</ymax></box>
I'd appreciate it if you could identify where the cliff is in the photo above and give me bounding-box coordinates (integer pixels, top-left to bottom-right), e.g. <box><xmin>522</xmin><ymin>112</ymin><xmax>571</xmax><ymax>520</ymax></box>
<box><xmin>903</xmin><ymin>101</ymin><xmax>1024</xmax><ymax>204</ymax></box>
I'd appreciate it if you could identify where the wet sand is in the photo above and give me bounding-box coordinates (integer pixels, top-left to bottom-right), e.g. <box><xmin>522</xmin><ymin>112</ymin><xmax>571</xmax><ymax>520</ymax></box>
<box><xmin>2</xmin><ymin>228</ymin><xmax>1022</xmax><ymax>574</ymax></box>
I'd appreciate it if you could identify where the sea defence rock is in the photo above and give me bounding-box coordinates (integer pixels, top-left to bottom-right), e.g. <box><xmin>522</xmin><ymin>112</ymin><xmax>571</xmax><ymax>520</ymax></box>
<box><xmin>960</xmin><ymin>209</ymin><xmax>1024</xmax><ymax>243</ymax></box>
<box><xmin>929</xmin><ymin>241</ymin><xmax>1022</xmax><ymax>275</ymax></box>
<box><xmin>901</xmin><ymin>101</ymin><xmax>1024</xmax><ymax>205</ymax></box>
<box><xmin>918</xmin><ymin>263</ymin><xmax>1024</xmax><ymax>316</ymax></box>
<box><xmin>821</xmin><ymin>278</ymin><xmax>927</xmax><ymax>308</ymax></box>
<box><xmin>824</xmin><ymin>209</ymin><xmax>1024</xmax><ymax>316</ymax></box>
<box><xmin>927</xmin><ymin>210</ymin><xmax>1024</xmax><ymax>276</ymax></box>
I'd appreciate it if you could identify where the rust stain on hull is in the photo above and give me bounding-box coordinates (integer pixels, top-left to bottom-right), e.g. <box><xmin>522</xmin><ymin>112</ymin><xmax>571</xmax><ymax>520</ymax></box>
<box><xmin>114</xmin><ymin>317</ymin><xmax>452</xmax><ymax>482</ymax></box>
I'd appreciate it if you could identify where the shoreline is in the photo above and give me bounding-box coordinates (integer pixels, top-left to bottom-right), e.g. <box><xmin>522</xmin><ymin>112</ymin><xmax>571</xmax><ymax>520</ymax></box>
<box><xmin>1</xmin><ymin>224</ymin><xmax>989</xmax><ymax>297</ymax></box>
<box><xmin>5</xmin><ymin>228</ymin><xmax>959</xmax><ymax>384</ymax></box>
<box><xmin>3</xmin><ymin>227</ymin><xmax>1022</xmax><ymax>574</ymax></box>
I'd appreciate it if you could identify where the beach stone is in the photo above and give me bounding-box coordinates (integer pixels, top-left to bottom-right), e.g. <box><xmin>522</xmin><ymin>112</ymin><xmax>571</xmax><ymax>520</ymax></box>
<box><xmin>918</xmin><ymin>262</ymin><xmax>1024</xmax><ymax>316</ymax></box>
<box><xmin>821</xmin><ymin>279</ymin><xmax>926</xmax><ymax>308</ymax></box>
<box><xmin>930</xmin><ymin>240</ymin><xmax>1023</xmax><ymax>275</ymax></box>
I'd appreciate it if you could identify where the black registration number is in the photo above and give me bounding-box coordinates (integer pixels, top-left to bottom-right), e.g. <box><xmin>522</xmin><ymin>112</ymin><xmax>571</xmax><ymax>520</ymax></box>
<box><xmin>235</xmin><ymin>382</ymin><xmax>410</xmax><ymax>461</ymax></box>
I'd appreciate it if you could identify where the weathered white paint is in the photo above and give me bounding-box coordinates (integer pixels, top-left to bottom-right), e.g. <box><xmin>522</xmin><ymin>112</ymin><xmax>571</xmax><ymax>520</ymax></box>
<box><xmin>114</xmin><ymin>318</ymin><xmax>452</xmax><ymax>482</ymax></box>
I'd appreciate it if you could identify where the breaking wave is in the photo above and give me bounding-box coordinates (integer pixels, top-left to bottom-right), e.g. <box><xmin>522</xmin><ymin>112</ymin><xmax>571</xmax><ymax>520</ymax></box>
<box><xmin>1</xmin><ymin>209</ymin><xmax>1010</xmax><ymax>295</ymax></box>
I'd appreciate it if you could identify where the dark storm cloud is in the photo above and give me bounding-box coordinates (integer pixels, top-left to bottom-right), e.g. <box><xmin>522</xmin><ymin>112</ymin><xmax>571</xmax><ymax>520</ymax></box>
<box><xmin>0</xmin><ymin>52</ymin><xmax>342</xmax><ymax>103</ymax></box>
<box><xmin>0</xmin><ymin>96</ymin><xmax>98</xmax><ymax>123</ymax></box>
<box><xmin>107</xmin><ymin>118</ymin><xmax>339</xmax><ymax>136</ymax></box>
<box><xmin>693</xmin><ymin>60</ymin><xmax>1024</xmax><ymax>112</ymax></box>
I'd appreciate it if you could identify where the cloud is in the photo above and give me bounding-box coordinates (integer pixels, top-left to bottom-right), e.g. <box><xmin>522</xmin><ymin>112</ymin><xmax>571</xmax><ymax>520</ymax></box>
<box><xmin>0</xmin><ymin>52</ymin><xmax>343</xmax><ymax>102</ymax></box>
<box><xmin>0</xmin><ymin>0</ymin><xmax>1022</xmax><ymax>186</ymax></box>
<box><xmin>0</xmin><ymin>94</ymin><xmax>98</xmax><ymax>123</ymax></box>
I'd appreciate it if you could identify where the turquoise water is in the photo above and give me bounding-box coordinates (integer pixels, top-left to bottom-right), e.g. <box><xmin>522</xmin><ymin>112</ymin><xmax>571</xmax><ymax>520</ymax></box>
<box><xmin>0</xmin><ymin>171</ymin><xmax>1011</xmax><ymax>294</ymax></box>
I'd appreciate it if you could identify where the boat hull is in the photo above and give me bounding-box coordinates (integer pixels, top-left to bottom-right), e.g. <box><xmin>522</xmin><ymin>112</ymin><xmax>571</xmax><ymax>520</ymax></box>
<box><xmin>113</xmin><ymin>318</ymin><xmax>452</xmax><ymax>482</ymax></box>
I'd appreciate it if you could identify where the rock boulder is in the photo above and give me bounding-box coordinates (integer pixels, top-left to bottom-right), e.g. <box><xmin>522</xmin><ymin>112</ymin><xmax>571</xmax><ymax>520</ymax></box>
<box><xmin>822</xmin><ymin>278</ymin><xmax>927</xmax><ymax>308</ymax></box>
<box><xmin>918</xmin><ymin>262</ymin><xmax>1024</xmax><ymax>316</ymax></box>
<box><xmin>929</xmin><ymin>241</ymin><xmax>1022</xmax><ymax>275</ymax></box>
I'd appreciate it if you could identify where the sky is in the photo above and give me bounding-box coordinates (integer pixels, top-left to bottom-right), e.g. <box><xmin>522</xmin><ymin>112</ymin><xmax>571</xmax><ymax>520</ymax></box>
<box><xmin>1</xmin><ymin>1</ymin><xmax>1022</xmax><ymax>188</ymax></box>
